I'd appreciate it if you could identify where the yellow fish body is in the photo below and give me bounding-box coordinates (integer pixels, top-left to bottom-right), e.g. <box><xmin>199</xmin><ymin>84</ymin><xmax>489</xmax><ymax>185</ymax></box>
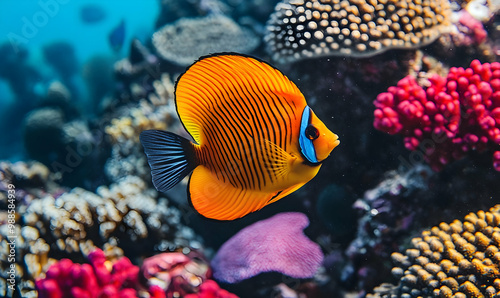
<box><xmin>140</xmin><ymin>54</ymin><xmax>339</xmax><ymax>220</ymax></box>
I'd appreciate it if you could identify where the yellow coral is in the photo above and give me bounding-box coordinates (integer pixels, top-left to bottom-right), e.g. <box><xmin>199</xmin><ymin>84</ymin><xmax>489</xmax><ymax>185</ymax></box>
<box><xmin>105</xmin><ymin>106</ymin><xmax>169</xmax><ymax>143</ymax></box>
<box><xmin>387</xmin><ymin>205</ymin><xmax>500</xmax><ymax>297</ymax></box>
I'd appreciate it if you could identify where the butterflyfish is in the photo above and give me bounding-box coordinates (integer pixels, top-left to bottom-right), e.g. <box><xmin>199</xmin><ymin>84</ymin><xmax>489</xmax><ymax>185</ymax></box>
<box><xmin>140</xmin><ymin>53</ymin><xmax>339</xmax><ymax>220</ymax></box>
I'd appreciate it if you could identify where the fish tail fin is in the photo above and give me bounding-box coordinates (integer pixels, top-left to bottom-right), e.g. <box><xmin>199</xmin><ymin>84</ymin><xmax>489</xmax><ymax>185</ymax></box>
<box><xmin>140</xmin><ymin>130</ymin><xmax>198</xmax><ymax>192</ymax></box>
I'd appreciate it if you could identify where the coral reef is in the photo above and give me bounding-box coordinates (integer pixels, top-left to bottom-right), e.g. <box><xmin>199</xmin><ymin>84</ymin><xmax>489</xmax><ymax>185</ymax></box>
<box><xmin>42</xmin><ymin>41</ymin><xmax>80</xmax><ymax>100</ymax></box>
<box><xmin>152</xmin><ymin>14</ymin><xmax>259</xmax><ymax>66</ymax></box>
<box><xmin>82</xmin><ymin>55</ymin><xmax>116</xmax><ymax>113</ymax></box>
<box><xmin>211</xmin><ymin>212</ymin><xmax>323</xmax><ymax>283</ymax></box>
<box><xmin>374</xmin><ymin>59</ymin><xmax>500</xmax><ymax>171</ymax></box>
<box><xmin>23</xmin><ymin>175</ymin><xmax>202</xmax><ymax>257</ymax></box>
<box><xmin>22</xmin><ymin>105</ymin><xmax>106</xmax><ymax>187</ymax></box>
<box><xmin>139</xmin><ymin>252</ymin><xmax>215</xmax><ymax>297</ymax></box>
<box><xmin>339</xmin><ymin>165</ymin><xmax>434</xmax><ymax>292</ymax></box>
<box><xmin>36</xmin><ymin>248</ymin><xmax>139</xmax><ymax>298</ymax></box>
<box><xmin>0</xmin><ymin>161</ymin><xmax>58</xmax><ymax>200</ymax></box>
<box><xmin>453</xmin><ymin>10</ymin><xmax>488</xmax><ymax>47</ymax></box>
<box><xmin>23</xmin><ymin>107</ymin><xmax>66</xmax><ymax>165</ymax></box>
<box><xmin>114</xmin><ymin>39</ymin><xmax>162</xmax><ymax>103</ymax></box>
<box><xmin>265</xmin><ymin>0</ymin><xmax>452</xmax><ymax>63</ymax></box>
<box><xmin>41</xmin><ymin>81</ymin><xmax>80</xmax><ymax>119</ymax></box>
<box><xmin>104</xmin><ymin>78</ymin><xmax>178</xmax><ymax>182</ymax></box>
<box><xmin>3</xmin><ymin>0</ymin><xmax>500</xmax><ymax>297</ymax></box>
<box><xmin>43</xmin><ymin>41</ymin><xmax>79</xmax><ymax>78</ymax></box>
<box><xmin>369</xmin><ymin>204</ymin><xmax>500</xmax><ymax>297</ymax></box>
<box><xmin>0</xmin><ymin>172</ymin><xmax>202</xmax><ymax>297</ymax></box>
<box><xmin>105</xmin><ymin>105</ymin><xmax>170</xmax><ymax>144</ymax></box>
<box><xmin>0</xmin><ymin>42</ymin><xmax>40</xmax><ymax>100</ymax></box>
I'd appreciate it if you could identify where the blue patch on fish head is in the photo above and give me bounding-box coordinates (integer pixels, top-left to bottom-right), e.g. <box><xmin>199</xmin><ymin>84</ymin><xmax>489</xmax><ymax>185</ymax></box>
<box><xmin>299</xmin><ymin>106</ymin><xmax>320</xmax><ymax>164</ymax></box>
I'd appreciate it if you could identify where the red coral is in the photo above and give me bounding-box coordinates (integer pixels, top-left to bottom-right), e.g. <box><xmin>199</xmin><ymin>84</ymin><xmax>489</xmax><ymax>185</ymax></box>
<box><xmin>374</xmin><ymin>60</ymin><xmax>500</xmax><ymax>171</ymax></box>
<box><xmin>36</xmin><ymin>249</ymin><xmax>140</xmax><ymax>298</ymax></box>
<box><xmin>184</xmin><ymin>280</ymin><xmax>239</xmax><ymax>298</ymax></box>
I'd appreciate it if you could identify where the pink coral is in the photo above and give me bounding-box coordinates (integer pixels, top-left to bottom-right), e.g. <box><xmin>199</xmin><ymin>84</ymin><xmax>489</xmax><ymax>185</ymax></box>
<box><xmin>140</xmin><ymin>252</ymin><xmax>212</xmax><ymax>298</ymax></box>
<box><xmin>210</xmin><ymin>212</ymin><xmax>323</xmax><ymax>283</ymax></box>
<box><xmin>452</xmin><ymin>10</ymin><xmax>488</xmax><ymax>46</ymax></box>
<box><xmin>36</xmin><ymin>249</ymin><xmax>140</xmax><ymax>298</ymax></box>
<box><xmin>374</xmin><ymin>60</ymin><xmax>500</xmax><ymax>171</ymax></box>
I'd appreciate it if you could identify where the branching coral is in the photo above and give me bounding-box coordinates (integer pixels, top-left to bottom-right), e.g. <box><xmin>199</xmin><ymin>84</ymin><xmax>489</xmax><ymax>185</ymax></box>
<box><xmin>105</xmin><ymin>73</ymin><xmax>176</xmax><ymax>144</ymax></box>
<box><xmin>0</xmin><ymin>174</ymin><xmax>203</xmax><ymax>297</ymax></box>
<box><xmin>23</xmin><ymin>176</ymin><xmax>202</xmax><ymax>256</ymax></box>
<box><xmin>105</xmin><ymin>106</ymin><xmax>169</xmax><ymax>144</ymax></box>
<box><xmin>369</xmin><ymin>204</ymin><xmax>500</xmax><ymax>297</ymax></box>
<box><xmin>265</xmin><ymin>0</ymin><xmax>453</xmax><ymax>63</ymax></box>
<box><xmin>374</xmin><ymin>59</ymin><xmax>500</xmax><ymax>171</ymax></box>
<box><xmin>36</xmin><ymin>248</ymin><xmax>139</xmax><ymax>298</ymax></box>
<box><xmin>104</xmin><ymin>74</ymin><xmax>178</xmax><ymax>182</ymax></box>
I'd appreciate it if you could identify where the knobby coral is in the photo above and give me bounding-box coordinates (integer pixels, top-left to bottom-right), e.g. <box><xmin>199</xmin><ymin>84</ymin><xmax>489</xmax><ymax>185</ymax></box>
<box><xmin>370</xmin><ymin>204</ymin><xmax>500</xmax><ymax>297</ymax></box>
<box><xmin>211</xmin><ymin>212</ymin><xmax>323</xmax><ymax>283</ymax></box>
<box><xmin>265</xmin><ymin>0</ymin><xmax>452</xmax><ymax>63</ymax></box>
<box><xmin>374</xmin><ymin>59</ymin><xmax>500</xmax><ymax>171</ymax></box>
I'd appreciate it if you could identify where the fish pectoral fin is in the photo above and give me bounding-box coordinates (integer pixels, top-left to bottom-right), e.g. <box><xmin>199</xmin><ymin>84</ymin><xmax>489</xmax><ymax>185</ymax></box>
<box><xmin>188</xmin><ymin>166</ymin><xmax>282</xmax><ymax>221</ymax></box>
<box><xmin>266</xmin><ymin>182</ymin><xmax>307</xmax><ymax>205</ymax></box>
<box><xmin>263</xmin><ymin>139</ymin><xmax>294</xmax><ymax>179</ymax></box>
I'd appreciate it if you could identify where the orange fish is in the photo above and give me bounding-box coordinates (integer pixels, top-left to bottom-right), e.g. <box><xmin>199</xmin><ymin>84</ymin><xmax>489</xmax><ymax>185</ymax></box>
<box><xmin>140</xmin><ymin>53</ymin><xmax>339</xmax><ymax>220</ymax></box>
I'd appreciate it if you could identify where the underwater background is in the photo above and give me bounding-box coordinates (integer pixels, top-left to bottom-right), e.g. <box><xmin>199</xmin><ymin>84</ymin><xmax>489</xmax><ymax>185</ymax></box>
<box><xmin>1</xmin><ymin>0</ymin><xmax>500</xmax><ymax>297</ymax></box>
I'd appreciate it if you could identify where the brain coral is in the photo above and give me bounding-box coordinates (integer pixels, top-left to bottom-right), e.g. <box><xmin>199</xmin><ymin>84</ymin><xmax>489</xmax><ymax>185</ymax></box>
<box><xmin>152</xmin><ymin>14</ymin><xmax>259</xmax><ymax>66</ymax></box>
<box><xmin>265</xmin><ymin>0</ymin><xmax>453</xmax><ymax>63</ymax></box>
<box><xmin>372</xmin><ymin>204</ymin><xmax>500</xmax><ymax>297</ymax></box>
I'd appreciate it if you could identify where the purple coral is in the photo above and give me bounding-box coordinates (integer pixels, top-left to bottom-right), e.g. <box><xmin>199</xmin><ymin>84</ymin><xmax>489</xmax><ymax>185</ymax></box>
<box><xmin>211</xmin><ymin>212</ymin><xmax>323</xmax><ymax>283</ymax></box>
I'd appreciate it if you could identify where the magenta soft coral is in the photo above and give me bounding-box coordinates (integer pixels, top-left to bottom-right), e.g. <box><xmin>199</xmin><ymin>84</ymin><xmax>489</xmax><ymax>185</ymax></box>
<box><xmin>36</xmin><ymin>249</ymin><xmax>140</xmax><ymax>298</ymax></box>
<box><xmin>374</xmin><ymin>60</ymin><xmax>500</xmax><ymax>171</ymax></box>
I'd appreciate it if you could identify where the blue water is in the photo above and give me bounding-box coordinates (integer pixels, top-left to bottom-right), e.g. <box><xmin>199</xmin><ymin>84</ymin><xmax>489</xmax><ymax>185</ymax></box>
<box><xmin>0</xmin><ymin>0</ymin><xmax>158</xmax><ymax>59</ymax></box>
<box><xmin>0</xmin><ymin>0</ymin><xmax>158</xmax><ymax>160</ymax></box>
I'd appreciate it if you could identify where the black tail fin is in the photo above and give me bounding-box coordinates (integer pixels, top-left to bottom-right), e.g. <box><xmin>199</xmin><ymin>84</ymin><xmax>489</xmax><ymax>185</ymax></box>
<box><xmin>139</xmin><ymin>130</ymin><xmax>197</xmax><ymax>192</ymax></box>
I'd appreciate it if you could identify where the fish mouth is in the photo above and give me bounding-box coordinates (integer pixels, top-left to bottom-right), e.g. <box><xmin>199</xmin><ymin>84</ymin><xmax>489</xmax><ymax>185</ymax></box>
<box><xmin>329</xmin><ymin>134</ymin><xmax>340</xmax><ymax>151</ymax></box>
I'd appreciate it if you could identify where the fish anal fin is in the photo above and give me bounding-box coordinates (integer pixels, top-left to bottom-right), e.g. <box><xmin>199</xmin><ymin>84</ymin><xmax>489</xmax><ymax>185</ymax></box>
<box><xmin>267</xmin><ymin>182</ymin><xmax>307</xmax><ymax>205</ymax></box>
<box><xmin>189</xmin><ymin>166</ymin><xmax>281</xmax><ymax>220</ymax></box>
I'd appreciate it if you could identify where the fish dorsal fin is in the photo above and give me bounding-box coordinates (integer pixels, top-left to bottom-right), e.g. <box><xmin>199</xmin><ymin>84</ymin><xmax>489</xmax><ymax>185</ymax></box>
<box><xmin>174</xmin><ymin>54</ymin><xmax>308</xmax><ymax>145</ymax></box>
<box><xmin>189</xmin><ymin>166</ymin><xmax>286</xmax><ymax>220</ymax></box>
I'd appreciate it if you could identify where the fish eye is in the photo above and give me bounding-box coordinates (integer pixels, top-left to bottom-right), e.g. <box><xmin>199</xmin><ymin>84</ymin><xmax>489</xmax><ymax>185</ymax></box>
<box><xmin>305</xmin><ymin>125</ymin><xmax>319</xmax><ymax>140</ymax></box>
